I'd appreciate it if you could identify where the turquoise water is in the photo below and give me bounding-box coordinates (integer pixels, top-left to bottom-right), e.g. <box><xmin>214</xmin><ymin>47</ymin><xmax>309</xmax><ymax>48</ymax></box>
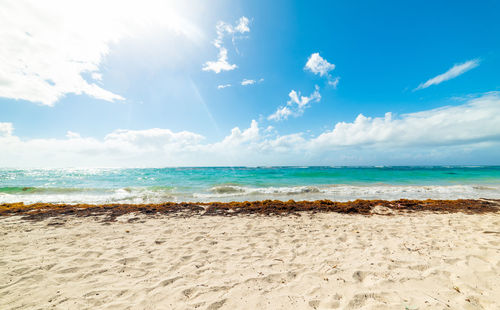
<box><xmin>1</xmin><ymin>166</ymin><xmax>499</xmax><ymax>203</ymax></box>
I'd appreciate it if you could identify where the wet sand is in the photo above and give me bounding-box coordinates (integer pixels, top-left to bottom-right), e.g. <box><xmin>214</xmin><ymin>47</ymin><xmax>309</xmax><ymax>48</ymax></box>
<box><xmin>1</xmin><ymin>205</ymin><xmax>500</xmax><ymax>309</ymax></box>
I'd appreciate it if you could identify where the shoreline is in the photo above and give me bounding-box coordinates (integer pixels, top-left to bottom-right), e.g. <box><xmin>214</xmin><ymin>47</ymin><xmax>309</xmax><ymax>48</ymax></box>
<box><xmin>1</xmin><ymin>198</ymin><xmax>499</xmax><ymax>222</ymax></box>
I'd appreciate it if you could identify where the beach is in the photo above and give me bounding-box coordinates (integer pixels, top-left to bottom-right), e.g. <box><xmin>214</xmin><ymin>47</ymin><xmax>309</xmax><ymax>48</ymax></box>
<box><xmin>1</xmin><ymin>167</ymin><xmax>500</xmax><ymax>309</ymax></box>
<box><xmin>2</xmin><ymin>0</ymin><xmax>500</xmax><ymax>308</ymax></box>
<box><xmin>1</xmin><ymin>205</ymin><xmax>500</xmax><ymax>309</ymax></box>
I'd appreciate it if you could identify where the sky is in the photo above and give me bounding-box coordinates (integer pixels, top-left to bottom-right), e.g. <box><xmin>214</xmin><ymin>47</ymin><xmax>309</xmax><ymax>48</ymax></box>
<box><xmin>1</xmin><ymin>0</ymin><xmax>500</xmax><ymax>167</ymax></box>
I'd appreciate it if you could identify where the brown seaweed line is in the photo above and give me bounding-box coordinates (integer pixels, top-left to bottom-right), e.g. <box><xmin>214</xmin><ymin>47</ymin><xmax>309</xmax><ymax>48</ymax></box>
<box><xmin>0</xmin><ymin>199</ymin><xmax>499</xmax><ymax>222</ymax></box>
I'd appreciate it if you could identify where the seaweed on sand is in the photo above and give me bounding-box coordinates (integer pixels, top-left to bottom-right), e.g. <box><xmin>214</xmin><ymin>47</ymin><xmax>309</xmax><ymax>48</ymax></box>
<box><xmin>0</xmin><ymin>199</ymin><xmax>498</xmax><ymax>222</ymax></box>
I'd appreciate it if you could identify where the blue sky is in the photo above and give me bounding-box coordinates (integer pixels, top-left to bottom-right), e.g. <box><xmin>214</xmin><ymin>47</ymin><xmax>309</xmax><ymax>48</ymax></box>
<box><xmin>1</xmin><ymin>0</ymin><xmax>500</xmax><ymax>167</ymax></box>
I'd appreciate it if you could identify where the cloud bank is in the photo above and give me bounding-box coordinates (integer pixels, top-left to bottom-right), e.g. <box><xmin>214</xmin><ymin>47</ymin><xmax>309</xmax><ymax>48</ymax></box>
<box><xmin>2</xmin><ymin>93</ymin><xmax>499</xmax><ymax>167</ymax></box>
<box><xmin>313</xmin><ymin>93</ymin><xmax>500</xmax><ymax>148</ymax></box>
<box><xmin>415</xmin><ymin>59</ymin><xmax>480</xmax><ymax>90</ymax></box>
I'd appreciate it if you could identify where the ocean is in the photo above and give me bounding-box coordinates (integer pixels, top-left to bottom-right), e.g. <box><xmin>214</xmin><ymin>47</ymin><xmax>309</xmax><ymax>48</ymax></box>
<box><xmin>1</xmin><ymin>166</ymin><xmax>499</xmax><ymax>204</ymax></box>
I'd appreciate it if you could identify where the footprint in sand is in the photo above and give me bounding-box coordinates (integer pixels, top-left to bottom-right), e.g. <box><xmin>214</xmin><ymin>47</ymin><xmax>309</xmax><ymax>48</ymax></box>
<box><xmin>347</xmin><ymin>293</ymin><xmax>383</xmax><ymax>309</ymax></box>
<box><xmin>206</xmin><ymin>298</ymin><xmax>226</xmax><ymax>310</ymax></box>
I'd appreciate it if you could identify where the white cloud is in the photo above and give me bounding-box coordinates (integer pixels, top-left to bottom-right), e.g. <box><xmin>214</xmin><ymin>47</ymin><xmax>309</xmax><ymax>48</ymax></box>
<box><xmin>241</xmin><ymin>78</ymin><xmax>263</xmax><ymax>86</ymax></box>
<box><xmin>268</xmin><ymin>86</ymin><xmax>321</xmax><ymax>121</ymax></box>
<box><xmin>235</xmin><ymin>17</ymin><xmax>250</xmax><ymax>33</ymax></box>
<box><xmin>217</xmin><ymin>84</ymin><xmax>231</xmax><ymax>89</ymax></box>
<box><xmin>328</xmin><ymin>77</ymin><xmax>340</xmax><ymax>89</ymax></box>
<box><xmin>202</xmin><ymin>48</ymin><xmax>237</xmax><ymax>74</ymax></box>
<box><xmin>218</xmin><ymin>120</ymin><xmax>259</xmax><ymax>146</ymax></box>
<box><xmin>0</xmin><ymin>0</ymin><xmax>202</xmax><ymax>106</ymax></box>
<box><xmin>267</xmin><ymin>106</ymin><xmax>293</xmax><ymax>122</ymax></box>
<box><xmin>0</xmin><ymin>123</ymin><xmax>14</xmax><ymax>137</ymax></box>
<box><xmin>305</xmin><ymin>53</ymin><xmax>335</xmax><ymax>77</ymax></box>
<box><xmin>304</xmin><ymin>53</ymin><xmax>340</xmax><ymax>89</ymax></box>
<box><xmin>202</xmin><ymin>16</ymin><xmax>250</xmax><ymax>74</ymax></box>
<box><xmin>2</xmin><ymin>93</ymin><xmax>500</xmax><ymax>166</ymax></box>
<box><xmin>289</xmin><ymin>87</ymin><xmax>321</xmax><ymax>109</ymax></box>
<box><xmin>415</xmin><ymin>59</ymin><xmax>480</xmax><ymax>90</ymax></box>
<box><xmin>241</xmin><ymin>79</ymin><xmax>256</xmax><ymax>86</ymax></box>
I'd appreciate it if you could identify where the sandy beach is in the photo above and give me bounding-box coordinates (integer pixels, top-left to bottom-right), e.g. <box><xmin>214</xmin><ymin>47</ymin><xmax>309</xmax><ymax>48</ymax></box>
<box><xmin>2</xmin><ymin>0</ymin><xmax>500</xmax><ymax>309</ymax></box>
<box><xmin>1</xmin><ymin>209</ymin><xmax>500</xmax><ymax>309</ymax></box>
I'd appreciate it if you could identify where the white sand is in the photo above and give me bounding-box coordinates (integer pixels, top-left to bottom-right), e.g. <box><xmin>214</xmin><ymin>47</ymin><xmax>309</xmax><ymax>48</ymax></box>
<box><xmin>1</xmin><ymin>212</ymin><xmax>500</xmax><ymax>309</ymax></box>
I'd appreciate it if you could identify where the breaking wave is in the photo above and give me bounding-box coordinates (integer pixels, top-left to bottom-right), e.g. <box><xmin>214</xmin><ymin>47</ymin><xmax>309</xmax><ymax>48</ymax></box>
<box><xmin>2</xmin><ymin>183</ymin><xmax>496</xmax><ymax>204</ymax></box>
<box><xmin>195</xmin><ymin>184</ymin><xmax>500</xmax><ymax>201</ymax></box>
